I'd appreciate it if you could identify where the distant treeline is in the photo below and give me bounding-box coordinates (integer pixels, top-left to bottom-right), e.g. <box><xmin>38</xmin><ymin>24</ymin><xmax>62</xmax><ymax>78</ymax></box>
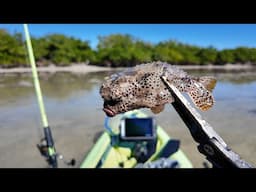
<box><xmin>1</xmin><ymin>28</ymin><xmax>256</xmax><ymax>68</ymax></box>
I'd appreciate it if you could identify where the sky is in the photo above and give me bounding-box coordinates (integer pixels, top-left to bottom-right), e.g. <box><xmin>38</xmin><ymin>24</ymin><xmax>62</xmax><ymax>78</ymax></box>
<box><xmin>1</xmin><ymin>24</ymin><xmax>256</xmax><ymax>50</ymax></box>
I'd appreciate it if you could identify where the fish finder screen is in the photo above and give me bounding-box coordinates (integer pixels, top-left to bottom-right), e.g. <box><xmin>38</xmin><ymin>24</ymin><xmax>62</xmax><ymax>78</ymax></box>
<box><xmin>124</xmin><ymin>118</ymin><xmax>154</xmax><ymax>137</ymax></box>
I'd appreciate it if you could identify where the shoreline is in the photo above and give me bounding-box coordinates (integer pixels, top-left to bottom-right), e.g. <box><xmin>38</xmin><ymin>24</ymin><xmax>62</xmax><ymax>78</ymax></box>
<box><xmin>0</xmin><ymin>64</ymin><xmax>113</xmax><ymax>74</ymax></box>
<box><xmin>0</xmin><ymin>64</ymin><xmax>255</xmax><ymax>74</ymax></box>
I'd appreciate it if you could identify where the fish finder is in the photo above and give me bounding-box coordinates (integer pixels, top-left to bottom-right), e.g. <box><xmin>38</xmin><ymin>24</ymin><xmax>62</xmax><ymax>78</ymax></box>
<box><xmin>120</xmin><ymin>118</ymin><xmax>156</xmax><ymax>140</ymax></box>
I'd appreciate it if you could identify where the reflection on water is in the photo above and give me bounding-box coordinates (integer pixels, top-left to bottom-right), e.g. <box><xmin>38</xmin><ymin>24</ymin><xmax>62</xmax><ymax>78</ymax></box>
<box><xmin>0</xmin><ymin>69</ymin><xmax>256</xmax><ymax>168</ymax></box>
<box><xmin>248</xmin><ymin>109</ymin><xmax>256</xmax><ymax>114</ymax></box>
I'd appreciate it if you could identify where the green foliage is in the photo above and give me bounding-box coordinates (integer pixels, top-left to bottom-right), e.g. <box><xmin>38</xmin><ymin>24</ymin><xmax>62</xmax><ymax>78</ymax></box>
<box><xmin>249</xmin><ymin>48</ymin><xmax>256</xmax><ymax>63</ymax></box>
<box><xmin>97</xmin><ymin>34</ymin><xmax>155</xmax><ymax>67</ymax></box>
<box><xmin>131</xmin><ymin>41</ymin><xmax>154</xmax><ymax>64</ymax></box>
<box><xmin>1</xmin><ymin>28</ymin><xmax>256</xmax><ymax>68</ymax></box>
<box><xmin>234</xmin><ymin>47</ymin><xmax>253</xmax><ymax>64</ymax></box>
<box><xmin>31</xmin><ymin>34</ymin><xmax>93</xmax><ymax>66</ymax></box>
<box><xmin>96</xmin><ymin>34</ymin><xmax>135</xmax><ymax>67</ymax></box>
<box><xmin>176</xmin><ymin>43</ymin><xmax>201</xmax><ymax>65</ymax></box>
<box><xmin>216</xmin><ymin>49</ymin><xmax>235</xmax><ymax>64</ymax></box>
<box><xmin>153</xmin><ymin>42</ymin><xmax>184</xmax><ymax>64</ymax></box>
<box><xmin>154</xmin><ymin>41</ymin><xmax>201</xmax><ymax>65</ymax></box>
<box><xmin>196</xmin><ymin>47</ymin><xmax>218</xmax><ymax>65</ymax></box>
<box><xmin>0</xmin><ymin>29</ymin><xmax>26</xmax><ymax>67</ymax></box>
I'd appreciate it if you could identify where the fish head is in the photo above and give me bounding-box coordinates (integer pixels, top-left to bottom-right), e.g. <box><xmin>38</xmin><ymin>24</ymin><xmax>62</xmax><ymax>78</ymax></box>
<box><xmin>100</xmin><ymin>68</ymin><xmax>173</xmax><ymax>117</ymax></box>
<box><xmin>100</xmin><ymin>70</ymin><xmax>139</xmax><ymax>117</ymax></box>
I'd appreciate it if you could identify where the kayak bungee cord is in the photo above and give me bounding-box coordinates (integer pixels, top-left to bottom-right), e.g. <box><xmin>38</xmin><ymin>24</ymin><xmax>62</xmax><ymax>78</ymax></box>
<box><xmin>23</xmin><ymin>24</ymin><xmax>58</xmax><ymax>168</ymax></box>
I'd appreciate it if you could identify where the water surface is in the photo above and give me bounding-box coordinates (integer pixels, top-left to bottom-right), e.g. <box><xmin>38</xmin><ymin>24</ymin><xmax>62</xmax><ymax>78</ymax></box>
<box><xmin>0</xmin><ymin>69</ymin><xmax>256</xmax><ymax>168</ymax></box>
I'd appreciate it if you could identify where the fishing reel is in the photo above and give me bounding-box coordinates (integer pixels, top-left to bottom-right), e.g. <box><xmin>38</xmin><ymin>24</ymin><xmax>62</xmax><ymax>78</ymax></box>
<box><xmin>37</xmin><ymin>138</ymin><xmax>76</xmax><ymax>168</ymax></box>
<box><xmin>37</xmin><ymin>138</ymin><xmax>58</xmax><ymax>168</ymax></box>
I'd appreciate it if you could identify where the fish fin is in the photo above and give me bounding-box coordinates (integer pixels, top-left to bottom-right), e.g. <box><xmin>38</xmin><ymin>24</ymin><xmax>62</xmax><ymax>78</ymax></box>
<box><xmin>150</xmin><ymin>105</ymin><xmax>165</xmax><ymax>114</ymax></box>
<box><xmin>188</xmin><ymin>81</ymin><xmax>214</xmax><ymax>111</ymax></box>
<box><xmin>198</xmin><ymin>76</ymin><xmax>217</xmax><ymax>92</ymax></box>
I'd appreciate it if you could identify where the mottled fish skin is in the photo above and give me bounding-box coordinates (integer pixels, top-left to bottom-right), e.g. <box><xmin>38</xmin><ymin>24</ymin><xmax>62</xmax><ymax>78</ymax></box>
<box><xmin>100</xmin><ymin>61</ymin><xmax>216</xmax><ymax>117</ymax></box>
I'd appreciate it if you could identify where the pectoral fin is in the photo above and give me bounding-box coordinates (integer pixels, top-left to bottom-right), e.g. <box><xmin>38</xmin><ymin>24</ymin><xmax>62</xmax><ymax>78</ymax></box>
<box><xmin>188</xmin><ymin>81</ymin><xmax>214</xmax><ymax>111</ymax></box>
<box><xmin>198</xmin><ymin>76</ymin><xmax>217</xmax><ymax>92</ymax></box>
<box><xmin>150</xmin><ymin>104</ymin><xmax>165</xmax><ymax>114</ymax></box>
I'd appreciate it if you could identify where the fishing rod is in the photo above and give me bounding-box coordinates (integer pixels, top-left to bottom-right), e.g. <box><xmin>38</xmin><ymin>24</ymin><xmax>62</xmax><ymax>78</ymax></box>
<box><xmin>23</xmin><ymin>24</ymin><xmax>58</xmax><ymax>168</ymax></box>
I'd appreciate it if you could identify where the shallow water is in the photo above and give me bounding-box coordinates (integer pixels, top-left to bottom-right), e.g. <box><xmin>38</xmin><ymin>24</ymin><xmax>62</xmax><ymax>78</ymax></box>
<box><xmin>0</xmin><ymin>69</ymin><xmax>256</xmax><ymax>168</ymax></box>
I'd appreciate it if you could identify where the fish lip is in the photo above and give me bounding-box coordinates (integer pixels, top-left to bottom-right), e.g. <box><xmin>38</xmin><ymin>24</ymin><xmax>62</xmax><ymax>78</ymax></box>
<box><xmin>103</xmin><ymin>107</ymin><xmax>116</xmax><ymax>117</ymax></box>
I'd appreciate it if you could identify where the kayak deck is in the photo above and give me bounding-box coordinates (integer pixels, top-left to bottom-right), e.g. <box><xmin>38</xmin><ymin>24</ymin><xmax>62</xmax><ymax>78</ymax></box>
<box><xmin>80</xmin><ymin>110</ymin><xmax>193</xmax><ymax>168</ymax></box>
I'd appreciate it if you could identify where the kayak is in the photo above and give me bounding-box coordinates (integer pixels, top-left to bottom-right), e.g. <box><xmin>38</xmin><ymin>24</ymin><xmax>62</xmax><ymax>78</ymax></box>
<box><xmin>80</xmin><ymin>110</ymin><xmax>193</xmax><ymax>168</ymax></box>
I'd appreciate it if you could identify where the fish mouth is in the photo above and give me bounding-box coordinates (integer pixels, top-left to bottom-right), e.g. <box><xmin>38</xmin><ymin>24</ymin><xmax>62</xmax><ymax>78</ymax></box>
<box><xmin>103</xmin><ymin>107</ymin><xmax>116</xmax><ymax>117</ymax></box>
<box><xmin>102</xmin><ymin>99</ymin><xmax>121</xmax><ymax>117</ymax></box>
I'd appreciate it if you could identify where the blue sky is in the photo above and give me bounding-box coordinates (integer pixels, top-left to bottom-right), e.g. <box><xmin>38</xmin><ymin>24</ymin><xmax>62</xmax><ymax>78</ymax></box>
<box><xmin>1</xmin><ymin>24</ymin><xmax>256</xmax><ymax>50</ymax></box>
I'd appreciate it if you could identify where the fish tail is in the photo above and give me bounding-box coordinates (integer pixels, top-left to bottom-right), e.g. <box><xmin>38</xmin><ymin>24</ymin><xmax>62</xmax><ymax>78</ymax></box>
<box><xmin>188</xmin><ymin>79</ymin><xmax>215</xmax><ymax>111</ymax></box>
<box><xmin>197</xmin><ymin>76</ymin><xmax>217</xmax><ymax>92</ymax></box>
